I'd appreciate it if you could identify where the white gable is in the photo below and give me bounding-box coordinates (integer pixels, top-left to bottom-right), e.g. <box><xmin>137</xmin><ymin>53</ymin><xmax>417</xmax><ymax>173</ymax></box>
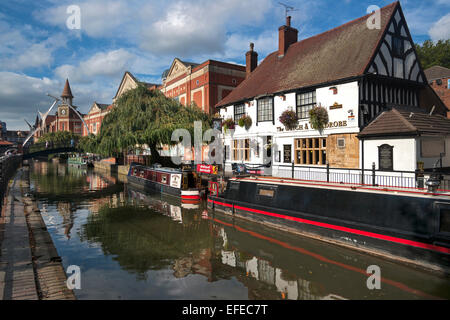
<box><xmin>165</xmin><ymin>59</ymin><xmax>190</xmax><ymax>82</ymax></box>
<box><xmin>367</xmin><ymin>6</ymin><xmax>425</xmax><ymax>84</ymax></box>
<box><xmin>113</xmin><ymin>72</ymin><xmax>139</xmax><ymax>103</ymax></box>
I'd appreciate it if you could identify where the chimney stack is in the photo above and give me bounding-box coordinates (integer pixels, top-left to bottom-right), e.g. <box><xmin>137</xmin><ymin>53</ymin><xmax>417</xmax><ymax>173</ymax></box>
<box><xmin>278</xmin><ymin>16</ymin><xmax>298</xmax><ymax>57</ymax></box>
<box><xmin>246</xmin><ymin>42</ymin><xmax>258</xmax><ymax>77</ymax></box>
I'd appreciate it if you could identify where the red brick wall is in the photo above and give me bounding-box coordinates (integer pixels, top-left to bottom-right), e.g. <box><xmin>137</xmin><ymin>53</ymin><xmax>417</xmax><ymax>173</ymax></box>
<box><xmin>430</xmin><ymin>77</ymin><xmax>450</xmax><ymax>113</ymax></box>
<box><xmin>193</xmin><ymin>90</ymin><xmax>203</xmax><ymax>108</ymax></box>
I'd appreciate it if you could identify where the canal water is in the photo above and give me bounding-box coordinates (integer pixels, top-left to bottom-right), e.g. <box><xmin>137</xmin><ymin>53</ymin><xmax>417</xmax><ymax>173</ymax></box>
<box><xmin>29</xmin><ymin>161</ymin><xmax>450</xmax><ymax>300</ymax></box>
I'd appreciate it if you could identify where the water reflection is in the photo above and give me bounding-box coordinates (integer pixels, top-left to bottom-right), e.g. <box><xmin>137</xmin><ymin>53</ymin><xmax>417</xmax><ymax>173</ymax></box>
<box><xmin>29</xmin><ymin>161</ymin><xmax>450</xmax><ymax>300</ymax></box>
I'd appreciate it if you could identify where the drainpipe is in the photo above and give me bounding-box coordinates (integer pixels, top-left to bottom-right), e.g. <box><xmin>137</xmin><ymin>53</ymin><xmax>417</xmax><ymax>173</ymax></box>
<box><xmin>361</xmin><ymin>138</ymin><xmax>365</xmax><ymax>185</ymax></box>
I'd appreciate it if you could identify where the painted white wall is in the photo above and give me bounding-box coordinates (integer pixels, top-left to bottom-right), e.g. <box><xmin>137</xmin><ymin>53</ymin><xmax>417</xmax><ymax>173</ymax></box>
<box><xmin>220</xmin><ymin>81</ymin><xmax>360</xmax><ymax>169</ymax></box>
<box><xmin>362</xmin><ymin>138</ymin><xmax>416</xmax><ymax>171</ymax></box>
<box><xmin>362</xmin><ymin>136</ymin><xmax>450</xmax><ymax>172</ymax></box>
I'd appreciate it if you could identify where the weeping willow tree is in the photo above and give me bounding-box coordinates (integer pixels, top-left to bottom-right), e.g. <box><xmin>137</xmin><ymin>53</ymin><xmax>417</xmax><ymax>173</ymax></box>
<box><xmin>90</xmin><ymin>85</ymin><xmax>212</xmax><ymax>163</ymax></box>
<box><xmin>78</xmin><ymin>134</ymin><xmax>98</xmax><ymax>154</ymax></box>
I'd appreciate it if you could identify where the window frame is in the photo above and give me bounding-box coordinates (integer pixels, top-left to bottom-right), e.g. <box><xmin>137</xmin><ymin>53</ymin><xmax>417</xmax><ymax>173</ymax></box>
<box><xmin>392</xmin><ymin>35</ymin><xmax>404</xmax><ymax>58</ymax></box>
<box><xmin>234</xmin><ymin>103</ymin><xmax>246</xmax><ymax>124</ymax></box>
<box><xmin>233</xmin><ymin>139</ymin><xmax>250</xmax><ymax>162</ymax></box>
<box><xmin>257</xmin><ymin>97</ymin><xmax>274</xmax><ymax>124</ymax></box>
<box><xmin>296</xmin><ymin>91</ymin><xmax>316</xmax><ymax>119</ymax></box>
<box><xmin>294</xmin><ymin>138</ymin><xmax>327</xmax><ymax>165</ymax></box>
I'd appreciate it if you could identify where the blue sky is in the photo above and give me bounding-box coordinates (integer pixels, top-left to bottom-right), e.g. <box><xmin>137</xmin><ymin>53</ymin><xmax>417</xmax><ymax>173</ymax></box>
<box><xmin>0</xmin><ymin>0</ymin><xmax>449</xmax><ymax>130</ymax></box>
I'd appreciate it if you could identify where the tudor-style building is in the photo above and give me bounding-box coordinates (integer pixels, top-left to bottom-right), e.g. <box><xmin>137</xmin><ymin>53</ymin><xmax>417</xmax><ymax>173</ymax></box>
<box><xmin>160</xmin><ymin>58</ymin><xmax>246</xmax><ymax>115</ymax></box>
<box><xmin>217</xmin><ymin>1</ymin><xmax>448</xmax><ymax>176</ymax></box>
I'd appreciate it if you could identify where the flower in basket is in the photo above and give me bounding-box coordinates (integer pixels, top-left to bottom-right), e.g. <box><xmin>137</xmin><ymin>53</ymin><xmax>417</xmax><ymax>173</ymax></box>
<box><xmin>279</xmin><ymin>109</ymin><xmax>299</xmax><ymax>130</ymax></box>
<box><xmin>222</xmin><ymin>117</ymin><xmax>235</xmax><ymax>133</ymax></box>
<box><xmin>309</xmin><ymin>105</ymin><xmax>329</xmax><ymax>132</ymax></box>
<box><xmin>238</xmin><ymin>114</ymin><xmax>252</xmax><ymax>130</ymax></box>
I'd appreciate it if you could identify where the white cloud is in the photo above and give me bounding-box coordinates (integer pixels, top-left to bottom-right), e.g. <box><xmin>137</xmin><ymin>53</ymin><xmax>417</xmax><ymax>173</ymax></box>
<box><xmin>0</xmin><ymin>72</ymin><xmax>60</xmax><ymax>129</ymax></box>
<box><xmin>55</xmin><ymin>49</ymin><xmax>134</xmax><ymax>82</ymax></box>
<box><xmin>140</xmin><ymin>0</ymin><xmax>272</xmax><ymax>56</ymax></box>
<box><xmin>429</xmin><ymin>13</ymin><xmax>450</xmax><ymax>41</ymax></box>
<box><xmin>35</xmin><ymin>0</ymin><xmax>135</xmax><ymax>38</ymax></box>
<box><xmin>0</xmin><ymin>17</ymin><xmax>67</xmax><ymax>71</ymax></box>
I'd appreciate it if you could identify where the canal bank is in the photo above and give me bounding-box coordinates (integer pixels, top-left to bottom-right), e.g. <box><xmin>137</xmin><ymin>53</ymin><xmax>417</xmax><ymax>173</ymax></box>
<box><xmin>0</xmin><ymin>166</ymin><xmax>75</xmax><ymax>300</ymax></box>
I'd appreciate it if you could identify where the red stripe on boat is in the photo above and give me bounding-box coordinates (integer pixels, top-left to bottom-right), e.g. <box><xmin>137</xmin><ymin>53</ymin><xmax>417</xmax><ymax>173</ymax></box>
<box><xmin>212</xmin><ymin>200</ymin><xmax>450</xmax><ymax>254</ymax></box>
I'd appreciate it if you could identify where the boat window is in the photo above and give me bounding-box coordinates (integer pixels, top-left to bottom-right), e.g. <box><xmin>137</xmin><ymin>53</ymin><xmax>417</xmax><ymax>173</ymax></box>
<box><xmin>162</xmin><ymin>175</ymin><xmax>167</xmax><ymax>184</ymax></box>
<box><xmin>440</xmin><ymin>209</ymin><xmax>450</xmax><ymax>234</ymax></box>
<box><xmin>258</xmin><ymin>188</ymin><xmax>274</xmax><ymax>197</ymax></box>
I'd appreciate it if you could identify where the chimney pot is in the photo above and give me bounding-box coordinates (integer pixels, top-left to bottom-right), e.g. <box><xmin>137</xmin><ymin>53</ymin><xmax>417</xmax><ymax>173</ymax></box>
<box><xmin>286</xmin><ymin>16</ymin><xmax>291</xmax><ymax>27</ymax></box>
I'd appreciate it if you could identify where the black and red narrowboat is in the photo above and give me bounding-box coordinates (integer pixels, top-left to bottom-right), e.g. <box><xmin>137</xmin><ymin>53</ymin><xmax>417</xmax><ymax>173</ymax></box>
<box><xmin>127</xmin><ymin>163</ymin><xmax>203</xmax><ymax>203</ymax></box>
<box><xmin>208</xmin><ymin>176</ymin><xmax>450</xmax><ymax>272</ymax></box>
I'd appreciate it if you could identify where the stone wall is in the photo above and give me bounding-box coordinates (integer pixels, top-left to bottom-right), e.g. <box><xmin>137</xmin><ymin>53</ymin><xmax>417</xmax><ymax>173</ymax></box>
<box><xmin>326</xmin><ymin>133</ymin><xmax>359</xmax><ymax>168</ymax></box>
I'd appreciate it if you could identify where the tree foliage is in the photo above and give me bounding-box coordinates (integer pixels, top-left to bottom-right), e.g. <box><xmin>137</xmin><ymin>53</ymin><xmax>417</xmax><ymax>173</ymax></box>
<box><xmin>84</xmin><ymin>85</ymin><xmax>212</xmax><ymax>161</ymax></box>
<box><xmin>39</xmin><ymin>131</ymin><xmax>79</xmax><ymax>144</ymax></box>
<box><xmin>415</xmin><ymin>40</ymin><xmax>450</xmax><ymax>70</ymax></box>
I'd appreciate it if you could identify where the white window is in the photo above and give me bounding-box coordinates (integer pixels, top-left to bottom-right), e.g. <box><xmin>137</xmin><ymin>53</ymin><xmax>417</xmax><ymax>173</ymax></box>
<box><xmin>296</xmin><ymin>91</ymin><xmax>316</xmax><ymax>119</ymax></box>
<box><xmin>257</xmin><ymin>97</ymin><xmax>273</xmax><ymax>122</ymax></box>
<box><xmin>233</xmin><ymin>139</ymin><xmax>250</xmax><ymax>161</ymax></box>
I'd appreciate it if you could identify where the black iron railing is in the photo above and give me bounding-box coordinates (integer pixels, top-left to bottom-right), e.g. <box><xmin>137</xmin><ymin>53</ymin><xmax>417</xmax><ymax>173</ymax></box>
<box><xmin>274</xmin><ymin>163</ymin><xmax>450</xmax><ymax>190</ymax></box>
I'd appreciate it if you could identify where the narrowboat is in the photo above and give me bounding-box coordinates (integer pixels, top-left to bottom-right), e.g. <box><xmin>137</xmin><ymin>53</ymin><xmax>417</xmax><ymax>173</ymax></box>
<box><xmin>208</xmin><ymin>176</ymin><xmax>450</xmax><ymax>272</ymax></box>
<box><xmin>68</xmin><ymin>155</ymin><xmax>87</xmax><ymax>168</ymax></box>
<box><xmin>127</xmin><ymin>163</ymin><xmax>203</xmax><ymax>203</ymax></box>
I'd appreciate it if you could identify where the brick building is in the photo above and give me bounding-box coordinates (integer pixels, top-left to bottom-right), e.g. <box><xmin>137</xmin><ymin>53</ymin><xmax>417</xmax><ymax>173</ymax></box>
<box><xmin>424</xmin><ymin>66</ymin><xmax>450</xmax><ymax>116</ymax></box>
<box><xmin>82</xmin><ymin>102</ymin><xmax>112</xmax><ymax>136</ymax></box>
<box><xmin>35</xmin><ymin>79</ymin><xmax>85</xmax><ymax>140</ymax></box>
<box><xmin>160</xmin><ymin>58</ymin><xmax>246</xmax><ymax>115</ymax></box>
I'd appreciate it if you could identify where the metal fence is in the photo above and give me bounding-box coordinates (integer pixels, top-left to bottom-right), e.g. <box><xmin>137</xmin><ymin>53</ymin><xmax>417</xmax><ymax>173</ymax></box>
<box><xmin>274</xmin><ymin>163</ymin><xmax>449</xmax><ymax>190</ymax></box>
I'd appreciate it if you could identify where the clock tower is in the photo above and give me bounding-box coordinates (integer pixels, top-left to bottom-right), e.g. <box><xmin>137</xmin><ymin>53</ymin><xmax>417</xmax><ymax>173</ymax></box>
<box><xmin>61</xmin><ymin>78</ymin><xmax>73</xmax><ymax>106</ymax></box>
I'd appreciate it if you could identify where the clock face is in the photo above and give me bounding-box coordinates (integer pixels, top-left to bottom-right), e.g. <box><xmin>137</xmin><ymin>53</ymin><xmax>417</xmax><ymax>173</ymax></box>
<box><xmin>61</xmin><ymin>109</ymin><xmax>66</xmax><ymax>115</ymax></box>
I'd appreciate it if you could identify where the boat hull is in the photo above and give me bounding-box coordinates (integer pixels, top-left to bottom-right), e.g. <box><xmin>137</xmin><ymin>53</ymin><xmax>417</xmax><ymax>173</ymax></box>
<box><xmin>128</xmin><ymin>174</ymin><xmax>181</xmax><ymax>197</ymax></box>
<box><xmin>127</xmin><ymin>164</ymin><xmax>201</xmax><ymax>201</ymax></box>
<box><xmin>208</xmin><ymin>179</ymin><xmax>450</xmax><ymax>272</ymax></box>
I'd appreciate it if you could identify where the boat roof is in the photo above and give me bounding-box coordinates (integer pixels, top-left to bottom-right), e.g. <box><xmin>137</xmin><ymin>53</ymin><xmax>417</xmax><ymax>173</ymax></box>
<box><xmin>231</xmin><ymin>176</ymin><xmax>450</xmax><ymax>200</ymax></box>
<box><xmin>132</xmin><ymin>164</ymin><xmax>182</xmax><ymax>174</ymax></box>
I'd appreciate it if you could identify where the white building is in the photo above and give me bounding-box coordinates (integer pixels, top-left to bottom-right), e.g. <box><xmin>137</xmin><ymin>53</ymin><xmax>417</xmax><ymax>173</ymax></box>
<box><xmin>217</xmin><ymin>2</ymin><xmax>448</xmax><ymax>182</ymax></box>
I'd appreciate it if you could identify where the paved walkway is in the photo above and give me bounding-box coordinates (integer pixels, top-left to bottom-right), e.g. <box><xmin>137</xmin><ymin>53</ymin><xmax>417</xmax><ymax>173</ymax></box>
<box><xmin>0</xmin><ymin>169</ymin><xmax>38</xmax><ymax>300</ymax></box>
<box><xmin>0</xmin><ymin>167</ymin><xmax>75</xmax><ymax>300</ymax></box>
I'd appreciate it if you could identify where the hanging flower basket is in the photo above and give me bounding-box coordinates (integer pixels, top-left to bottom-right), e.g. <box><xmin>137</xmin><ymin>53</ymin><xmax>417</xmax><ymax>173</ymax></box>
<box><xmin>309</xmin><ymin>106</ymin><xmax>329</xmax><ymax>132</ymax></box>
<box><xmin>238</xmin><ymin>114</ymin><xmax>252</xmax><ymax>130</ymax></box>
<box><xmin>279</xmin><ymin>109</ymin><xmax>298</xmax><ymax>130</ymax></box>
<box><xmin>222</xmin><ymin>117</ymin><xmax>235</xmax><ymax>133</ymax></box>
